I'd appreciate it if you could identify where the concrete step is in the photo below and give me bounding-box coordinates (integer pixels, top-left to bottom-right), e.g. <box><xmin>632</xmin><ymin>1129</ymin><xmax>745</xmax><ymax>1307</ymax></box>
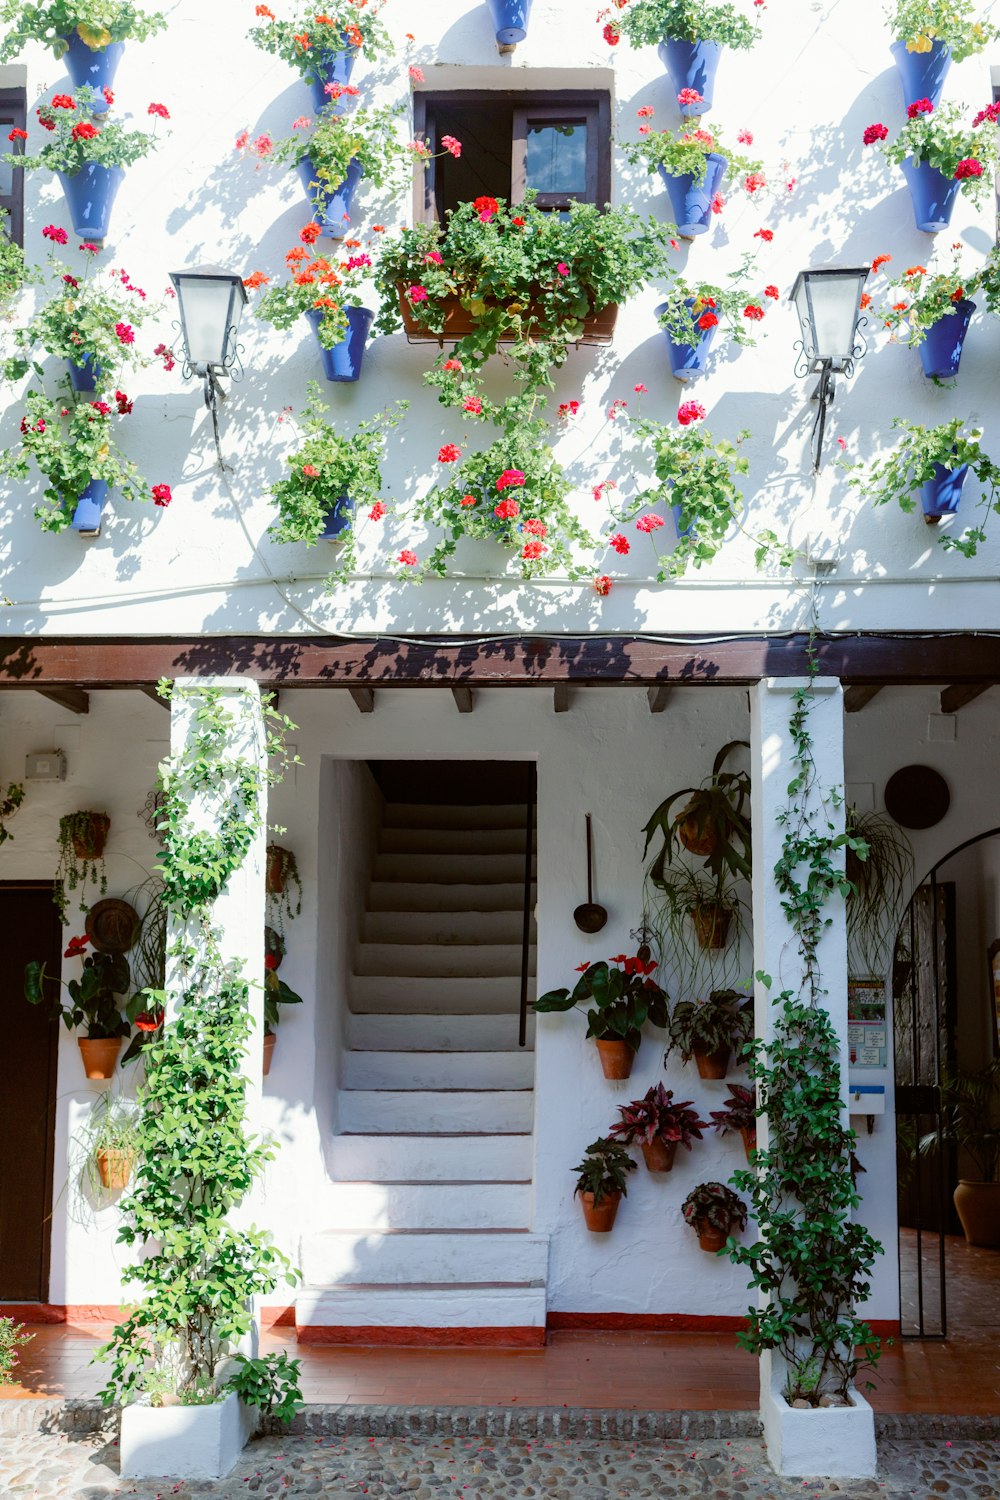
<box><xmin>339</xmin><ymin>1089</ymin><xmax>533</xmax><ymax>1134</ymax></box>
<box><xmin>384</xmin><ymin>803</ymin><xmax>529</xmax><ymax>830</ymax></box>
<box><xmin>346</xmin><ymin>1014</ymin><xmax>532</xmax><ymax>1051</ymax></box>
<box><xmin>373</xmin><ymin>851</ymin><xmax>536</xmax><ymax>884</ymax></box>
<box><xmin>362</xmin><ymin>909</ymin><xmax>528</xmax><ymax>944</ymax></box>
<box><xmin>323</xmin><ymin>1181</ymin><xmax>532</xmax><ymax>1230</ymax></box>
<box><xmin>342</xmin><ymin>1049</ymin><xmax>535</xmax><ymax>1090</ymax></box>
<box><xmin>368</xmin><ymin>881</ymin><xmax>530</xmax><ymax>913</ymax></box>
<box><xmin>350</xmin><ymin>974</ymin><xmax>530</xmax><ymax>1015</ymax></box>
<box><xmin>296</xmin><ymin>1282</ymin><xmax>546</xmax><ymax>1334</ymax></box>
<box><xmin>355</xmin><ymin>942</ymin><xmax>534</xmax><ymax>978</ymax></box>
<box><xmin>330</xmin><ymin>1133</ymin><xmax>532</xmax><ymax>1182</ymax></box>
<box><xmin>301</xmin><ymin>1230</ymin><xmax>548</xmax><ymax>1287</ymax></box>
<box><xmin>380</xmin><ymin>826</ymin><xmax>534</xmax><ymax>855</ymax></box>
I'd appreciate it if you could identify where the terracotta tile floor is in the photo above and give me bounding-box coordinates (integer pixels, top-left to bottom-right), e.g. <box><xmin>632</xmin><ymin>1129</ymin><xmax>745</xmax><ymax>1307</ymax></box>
<box><xmin>4</xmin><ymin>1235</ymin><xmax>999</xmax><ymax>1414</ymax></box>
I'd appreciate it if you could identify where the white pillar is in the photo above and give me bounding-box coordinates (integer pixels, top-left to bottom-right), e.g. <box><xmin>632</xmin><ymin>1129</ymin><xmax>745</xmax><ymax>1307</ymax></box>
<box><xmin>750</xmin><ymin>676</ymin><xmax>876</xmax><ymax>1479</ymax></box>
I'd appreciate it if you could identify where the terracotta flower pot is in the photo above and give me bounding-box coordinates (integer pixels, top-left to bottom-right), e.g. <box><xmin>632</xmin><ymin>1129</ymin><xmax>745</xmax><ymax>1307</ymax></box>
<box><xmin>677</xmin><ymin>801</ymin><xmax>717</xmax><ymax>857</ymax></box>
<box><xmin>691</xmin><ymin>902</ymin><xmax>734</xmax><ymax>950</ymax></box>
<box><xmin>266</xmin><ymin>847</ymin><xmax>289</xmax><ymax>895</ymax></box>
<box><xmin>580</xmin><ymin>1190</ymin><xmax>621</xmax><ymax>1232</ymax></box>
<box><xmin>263</xmin><ymin>1032</ymin><xmax>276</xmax><ymax>1077</ymax></box>
<box><xmin>595</xmin><ymin>1039</ymin><xmax>635</xmax><ymax>1079</ymax></box>
<box><xmin>397</xmin><ymin>286</ymin><xmax>618</xmax><ymax>346</ymax></box>
<box><xmin>696</xmin><ymin>1223</ymin><xmax>729</xmax><ymax>1253</ymax></box>
<box><xmin>96</xmin><ymin>1148</ymin><xmax>134</xmax><ymax>1191</ymax></box>
<box><xmin>78</xmin><ymin>1036</ymin><xmax>121</xmax><ymax>1080</ymax></box>
<box><xmin>740</xmin><ymin>1125</ymin><xmax>757</xmax><ymax>1161</ymax></box>
<box><xmin>953</xmin><ymin>1180</ymin><xmax>1000</xmax><ymax>1248</ymax></box>
<box><xmin>71</xmin><ymin>813</ymin><xmax>110</xmax><ymax>861</ymax></box>
<box><xmin>692</xmin><ymin>1042</ymin><xmax>730</xmax><ymax>1080</ymax></box>
<box><xmin>641</xmin><ymin>1137</ymin><xmax>677</xmax><ymax>1172</ymax></box>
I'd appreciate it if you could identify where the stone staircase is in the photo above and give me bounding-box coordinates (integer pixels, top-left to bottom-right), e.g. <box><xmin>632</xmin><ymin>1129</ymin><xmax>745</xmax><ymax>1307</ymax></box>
<box><xmin>296</xmin><ymin>799</ymin><xmax>546</xmax><ymax>1344</ymax></box>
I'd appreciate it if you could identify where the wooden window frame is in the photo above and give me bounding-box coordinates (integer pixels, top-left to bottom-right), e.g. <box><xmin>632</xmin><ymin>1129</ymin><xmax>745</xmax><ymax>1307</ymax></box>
<box><xmin>412</xmin><ymin>89</ymin><xmax>611</xmax><ymax>225</ymax></box>
<box><xmin>0</xmin><ymin>85</ymin><xmax>26</xmax><ymax>245</ymax></box>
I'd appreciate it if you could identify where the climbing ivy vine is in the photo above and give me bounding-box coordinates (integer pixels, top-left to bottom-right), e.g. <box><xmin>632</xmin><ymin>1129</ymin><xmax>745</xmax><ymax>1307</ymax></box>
<box><xmin>98</xmin><ymin>681</ymin><xmax>301</xmax><ymax>1405</ymax></box>
<box><xmin>729</xmin><ymin>659</ymin><xmax>884</xmax><ymax>1404</ymax></box>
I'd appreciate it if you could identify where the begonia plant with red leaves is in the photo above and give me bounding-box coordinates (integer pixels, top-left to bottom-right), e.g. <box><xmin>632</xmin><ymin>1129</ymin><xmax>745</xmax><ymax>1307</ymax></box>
<box><xmin>533</xmin><ymin>951</ymin><xmax>670</xmax><ymax>1053</ymax></box>
<box><xmin>878</xmin><ymin>242</ymin><xmax>982</xmax><ymax>346</ymax></box>
<box><xmin>862</xmin><ymin>99</ymin><xmax>998</xmax><ymax>204</ymax></box>
<box><xmin>247</xmin><ymin>0</ymin><xmax>392</xmax><ymax>79</ymax></box>
<box><xmin>2</xmin><ymin>85</ymin><xmax>165</xmax><ymax>174</ymax></box>
<box><xmin>610</xmin><ymin>1082</ymin><xmax>711</xmax><ymax>1151</ymax></box>
<box><xmin>0</xmin><ymin>0</ymin><xmax>165</xmax><ymax>60</ymax></box>
<box><xmin>598</xmin><ymin>0</ymin><xmax>761</xmax><ymax>49</ymax></box>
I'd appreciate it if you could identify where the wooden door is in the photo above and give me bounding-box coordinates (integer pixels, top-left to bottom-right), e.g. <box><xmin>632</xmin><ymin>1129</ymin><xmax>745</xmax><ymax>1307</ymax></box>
<box><xmin>0</xmin><ymin>883</ymin><xmax>61</xmax><ymax>1301</ymax></box>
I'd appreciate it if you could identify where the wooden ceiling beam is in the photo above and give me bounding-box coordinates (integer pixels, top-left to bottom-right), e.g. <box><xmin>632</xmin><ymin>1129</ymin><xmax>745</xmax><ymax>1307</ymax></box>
<box><xmin>647</xmin><ymin>685</ymin><xmax>671</xmax><ymax>714</ymax></box>
<box><xmin>35</xmin><ymin>686</ymin><xmax>89</xmax><ymax>715</ymax></box>
<box><xmin>843</xmin><ymin>685</ymin><xmax>884</xmax><ymax>714</ymax></box>
<box><xmin>553</xmin><ymin>684</ymin><xmax>570</xmax><ymax>713</ymax></box>
<box><xmin>452</xmin><ymin>686</ymin><xmax>474</xmax><ymax>714</ymax></box>
<box><xmin>139</xmin><ymin>686</ymin><xmax>169</xmax><ymax>709</ymax></box>
<box><xmin>940</xmin><ymin>683</ymin><xmax>993</xmax><ymax>714</ymax></box>
<box><xmin>349</xmin><ymin>687</ymin><xmax>375</xmax><ymax>714</ymax></box>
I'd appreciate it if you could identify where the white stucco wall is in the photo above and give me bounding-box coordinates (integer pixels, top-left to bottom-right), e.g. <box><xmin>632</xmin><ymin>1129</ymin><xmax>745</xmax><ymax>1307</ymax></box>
<box><xmin>1</xmin><ymin>0</ymin><xmax>999</xmax><ymax>637</ymax></box>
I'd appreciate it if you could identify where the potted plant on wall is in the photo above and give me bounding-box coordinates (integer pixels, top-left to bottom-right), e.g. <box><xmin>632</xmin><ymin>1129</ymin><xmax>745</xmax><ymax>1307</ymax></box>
<box><xmin>572</xmin><ymin>1136</ymin><xmax>637</xmax><ymax>1231</ymax></box>
<box><xmin>25</xmin><ymin>931</ymin><xmax>131</xmax><ymax>1078</ymax></box>
<box><xmin>599</xmin><ymin>0</ymin><xmax>761</xmax><ymax>114</ymax></box>
<box><xmin>666</xmin><ymin>989</ymin><xmax>752</xmax><ymax>1078</ymax></box>
<box><xmin>710</xmin><ymin>1082</ymin><xmax>757</xmax><ymax>1159</ymax></box>
<box><xmin>844</xmin><ymin>809</ymin><xmax>912</xmax><ymax>975</ymax></box>
<box><xmin>643</xmin><ymin>740</ymin><xmax>752</xmax><ymax>888</ymax></box>
<box><xmin>247</xmin><ymin>0</ymin><xmax>393</xmax><ymax>113</ymax></box>
<box><xmin>884</xmin><ymin>0</ymin><xmax>997</xmax><ymax>108</ymax></box>
<box><xmin>246</xmin><ymin>236</ymin><xmax>378</xmax><ymax>382</ymax></box>
<box><xmin>844</xmin><ymin>414</ymin><xmax>1000</xmax><ymax>543</ymax></box>
<box><xmin>655</xmin><ymin>251</ymin><xmax>765</xmax><ymax>380</ymax></box>
<box><xmin>609</xmin><ymin>1082</ymin><xmax>710</xmax><ymax>1171</ymax></box>
<box><xmin>879</xmin><ymin>247</ymin><xmax>979</xmax><ymax>380</ymax></box>
<box><xmin>265</xmin><ymin>844</ymin><xmax>302</xmax><ymax>926</ymax></box>
<box><xmin>3</xmin><ymin>86</ymin><xmax>168</xmax><ymax>239</ymax></box>
<box><xmin>54</xmin><ymin>810</ymin><xmax>109</xmax><ymax>917</ymax></box>
<box><xmin>0</xmin><ymin>781</ymin><xmax>25</xmax><ymax>845</ymax></box>
<box><xmin>0</xmin><ymin>208</ymin><xmax>37</xmax><ymax>317</ymax></box>
<box><xmin>622</xmin><ymin>110</ymin><xmax>763</xmax><ymax>236</ymax></box>
<box><xmin>262</xmin><ymin>98</ymin><xmax>409</xmax><ymax>236</ymax></box>
<box><xmin>533</xmin><ymin>950</ymin><xmax>670</xmax><ymax>1079</ymax></box>
<box><xmin>920</xmin><ymin>1060</ymin><xmax>1000</xmax><ymax>1246</ymax></box>
<box><xmin>0</xmin><ymin>1</ymin><xmax>166</xmax><ymax>102</ymax></box>
<box><xmin>76</xmin><ymin>1090</ymin><xmax>140</xmax><ymax>1194</ymax></box>
<box><xmin>861</xmin><ymin>100</ymin><xmax>998</xmax><ymax>233</ymax></box>
<box><xmin>682</xmin><ymin>1179</ymin><xmax>748</xmax><ymax>1250</ymax></box>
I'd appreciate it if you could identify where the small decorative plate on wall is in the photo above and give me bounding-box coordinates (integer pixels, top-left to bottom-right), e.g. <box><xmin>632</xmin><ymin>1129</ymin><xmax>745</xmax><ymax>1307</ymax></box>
<box><xmin>884</xmin><ymin>764</ymin><xmax>951</xmax><ymax>829</ymax></box>
<box><xmin>85</xmin><ymin>898</ymin><xmax>140</xmax><ymax>953</ymax></box>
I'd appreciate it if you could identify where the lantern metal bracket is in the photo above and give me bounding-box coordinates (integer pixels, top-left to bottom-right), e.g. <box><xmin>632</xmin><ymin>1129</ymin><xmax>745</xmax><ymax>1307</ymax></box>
<box><xmin>793</xmin><ymin>316</ymin><xmax>869</xmax><ymax>473</ymax></box>
<box><xmin>172</xmin><ymin>314</ymin><xmax>245</xmax><ymax>472</ymax></box>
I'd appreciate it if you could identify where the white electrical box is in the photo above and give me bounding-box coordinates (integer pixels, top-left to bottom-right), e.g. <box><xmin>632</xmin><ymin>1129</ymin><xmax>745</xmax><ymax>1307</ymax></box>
<box><xmin>848</xmin><ymin>1083</ymin><xmax>886</xmax><ymax>1115</ymax></box>
<box><xmin>25</xmin><ymin>749</ymin><xmax>67</xmax><ymax>781</ymax></box>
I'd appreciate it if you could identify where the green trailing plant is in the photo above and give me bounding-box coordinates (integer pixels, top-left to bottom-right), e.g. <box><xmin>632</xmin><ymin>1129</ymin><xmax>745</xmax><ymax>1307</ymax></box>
<box><xmin>665</xmin><ymin>989</ymin><xmax>752</xmax><ymax>1064</ymax></box>
<box><xmin>709</xmin><ymin>1082</ymin><xmax>757</xmax><ymax>1139</ymax></box>
<box><xmin>52</xmin><ymin>810</ymin><xmax>109</xmax><ymax>918</ymax></box>
<box><xmin>0</xmin><ymin>0</ymin><xmax>164</xmax><ymax>57</ymax></box>
<box><xmin>97</xmin><ymin>683</ymin><xmax>301</xmax><ymax>1405</ymax></box>
<box><xmin>656</xmin><ymin>253</ymin><xmax>768</xmax><ymax>349</ymax></box>
<box><xmin>3</xmin><ymin>86</ymin><xmax>166</xmax><ymax>176</ymax></box>
<box><xmin>878</xmin><ymin>244</ymin><xmax>980</xmax><ymax>348</ymax></box>
<box><xmin>609</xmin><ymin>1082</ymin><xmax>709</xmax><ymax>1151</ymax></box>
<box><xmin>532</xmin><ymin>951</ymin><xmax>669</xmax><ymax>1053</ymax></box>
<box><xmin>265</xmin><ymin>99</ymin><xmax>409</xmax><ymax>205</ymax></box>
<box><xmin>25</xmin><ymin>931</ymin><xmax>130</xmax><ymax>1038</ymax></box>
<box><xmin>919</xmin><ymin>1060</ymin><xmax>1000</xmax><ymax>1182</ymax></box>
<box><xmin>247</xmin><ymin>0</ymin><xmax>393</xmax><ymax>82</ymax></box>
<box><xmin>884</xmin><ymin>0</ymin><xmax>997</xmax><ymax>58</ymax></box>
<box><xmin>682</xmin><ymin>1179</ymin><xmax>748</xmax><ymax>1236</ymax></box>
<box><xmin>572</xmin><ymin>1136</ymin><xmax>637</xmax><ymax>1205</ymax></box>
<box><xmin>246</xmin><ymin>235</ymin><xmax>375</xmax><ymax>351</ymax></box>
<box><xmin>228</xmin><ymin>1351</ymin><xmax>303</xmax><ymax>1426</ymax></box>
<box><xmin>622</xmin><ymin>115</ymin><xmax>763</xmax><ymax>192</ymax></box>
<box><xmin>844</xmin><ymin>415</ymin><xmax>1000</xmax><ymax>559</ymax></box>
<box><xmin>981</xmin><ymin>243</ymin><xmax>1000</xmax><ymax>314</ymax></box>
<box><xmin>844</xmin><ymin>809</ymin><xmax>912</xmax><ymax>976</ymax></box>
<box><xmin>729</xmin><ymin>666</ymin><xmax>883</xmax><ymax>1404</ymax></box>
<box><xmin>862</xmin><ymin>101</ymin><xmax>999</xmax><ymax>208</ymax></box>
<box><xmin>643</xmin><ymin>740</ymin><xmax>752</xmax><ymax>892</ymax></box>
<box><xmin>74</xmin><ymin>1090</ymin><xmax>140</xmax><ymax>1200</ymax></box>
<box><xmin>266</xmin><ymin>843</ymin><xmax>302</xmax><ymax>928</ymax></box>
<box><xmin>600</xmin><ymin>0</ymin><xmax>761</xmax><ymax>48</ymax></box>
<box><xmin>0</xmin><ymin>781</ymin><xmax>25</xmax><ymax>844</ymax></box>
<box><xmin>0</xmin><ymin>1317</ymin><xmax>32</xmax><ymax>1385</ymax></box>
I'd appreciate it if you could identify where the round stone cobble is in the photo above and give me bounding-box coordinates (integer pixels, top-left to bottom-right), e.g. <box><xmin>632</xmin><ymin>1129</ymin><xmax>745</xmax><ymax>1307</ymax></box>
<box><xmin>0</xmin><ymin>1430</ymin><xmax>998</xmax><ymax>1499</ymax></box>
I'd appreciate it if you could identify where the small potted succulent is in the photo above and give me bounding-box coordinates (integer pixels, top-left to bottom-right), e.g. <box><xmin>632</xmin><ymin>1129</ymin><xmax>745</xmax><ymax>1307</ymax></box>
<box><xmin>682</xmin><ymin>1179</ymin><xmax>748</xmax><ymax>1251</ymax></box>
<box><xmin>0</xmin><ymin>1</ymin><xmax>165</xmax><ymax>102</ymax></box>
<box><xmin>861</xmin><ymin>100</ymin><xmax>998</xmax><ymax>233</ymax></box>
<box><xmin>245</xmin><ymin>233</ymin><xmax>377</xmax><ymax>381</ymax></box>
<box><xmin>572</xmin><ymin>1136</ymin><xmax>637</xmax><ymax>1231</ymax></box>
<box><xmin>248</xmin><ymin>0</ymin><xmax>393</xmax><ymax>113</ymax></box>
<box><xmin>844</xmin><ymin>414</ymin><xmax>1000</xmax><ymax>539</ymax></box>
<box><xmin>533</xmin><ymin>948</ymin><xmax>670</xmax><ymax>1079</ymax></box>
<box><xmin>609</xmin><ymin>1082</ymin><xmax>710</xmax><ymax>1171</ymax></box>
<box><xmin>710</xmin><ymin>1082</ymin><xmax>757</xmax><ymax>1159</ymax></box>
<box><xmin>25</xmin><ymin>931</ymin><xmax>131</xmax><ymax>1078</ymax></box>
<box><xmin>655</xmin><ymin>251</ymin><xmax>765</xmax><ymax>380</ymax></box>
<box><xmin>878</xmin><ymin>246</ymin><xmax>979</xmax><ymax>381</ymax></box>
<box><xmin>3</xmin><ymin>86</ymin><xmax>168</xmax><ymax>240</ymax></box>
<box><xmin>53</xmin><ymin>810</ymin><xmax>109</xmax><ymax>918</ymax></box>
<box><xmin>76</xmin><ymin>1090</ymin><xmax>139</xmax><ymax>1194</ymax></box>
<box><xmin>0</xmin><ymin>781</ymin><xmax>25</xmax><ymax>845</ymax></box>
<box><xmin>599</xmin><ymin>0</ymin><xmax>761</xmax><ymax>114</ymax></box>
<box><xmin>643</xmin><ymin>740</ymin><xmax>751</xmax><ymax>888</ymax></box>
<box><xmin>622</xmin><ymin>109</ymin><xmax>763</xmax><ymax>236</ymax></box>
<box><xmin>885</xmin><ymin>0</ymin><xmax>997</xmax><ymax>107</ymax></box>
<box><xmin>665</xmin><ymin>989</ymin><xmax>752</xmax><ymax>1079</ymax></box>
<box><xmin>263</xmin><ymin>926</ymin><xmax>303</xmax><ymax>1076</ymax></box>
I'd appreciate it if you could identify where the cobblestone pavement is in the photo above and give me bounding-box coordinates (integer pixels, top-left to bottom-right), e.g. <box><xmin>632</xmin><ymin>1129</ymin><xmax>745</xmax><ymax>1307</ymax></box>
<box><xmin>1</xmin><ymin>1429</ymin><xmax>998</xmax><ymax>1499</ymax></box>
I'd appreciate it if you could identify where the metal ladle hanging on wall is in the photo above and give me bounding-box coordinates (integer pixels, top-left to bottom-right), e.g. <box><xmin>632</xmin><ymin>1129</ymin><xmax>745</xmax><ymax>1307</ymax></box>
<box><xmin>573</xmin><ymin>813</ymin><xmax>608</xmax><ymax>933</ymax></box>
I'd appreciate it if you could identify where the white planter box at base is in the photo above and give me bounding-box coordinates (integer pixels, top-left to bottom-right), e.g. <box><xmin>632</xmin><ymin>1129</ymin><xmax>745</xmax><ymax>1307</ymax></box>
<box><xmin>120</xmin><ymin>1391</ymin><xmax>256</xmax><ymax>1479</ymax></box>
<box><xmin>760</xmin><ymin>1353</ymin><xmax>877</xmax><ymax>1478</ymax></box>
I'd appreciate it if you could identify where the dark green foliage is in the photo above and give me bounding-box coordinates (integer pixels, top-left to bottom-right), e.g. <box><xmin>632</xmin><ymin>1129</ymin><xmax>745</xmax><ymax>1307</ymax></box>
<box><xmin>572</xmin><ymin>1137</ymin><xmax>637</xmax><ymax>1205</ymax></box>
<box><xmin>532</xmin><ymin>953</ymin><xmax>669</xmax><ymax>1052</ymax></box>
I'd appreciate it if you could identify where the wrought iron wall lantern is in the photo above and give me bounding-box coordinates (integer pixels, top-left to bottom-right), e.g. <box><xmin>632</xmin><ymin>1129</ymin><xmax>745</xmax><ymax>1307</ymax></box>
<box><xmin>169</xmin><ymin>266</ymin><xmax>248</xmax><ymax>470</ymax></box>
<box><xmin>789</xmin><ymin>267</ymin><xmax>870</xmax><ymax>474</ymax></box>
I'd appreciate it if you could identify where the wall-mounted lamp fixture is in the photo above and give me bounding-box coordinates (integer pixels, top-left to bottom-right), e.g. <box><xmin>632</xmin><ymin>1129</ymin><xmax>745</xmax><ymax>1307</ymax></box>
<box><xmin>169</xmin><ymin>266</ymin><xmax>248</xmax><ymax>470</ymax></box>
<box><xmin>789</xmin><ymin>267</ymin><xmax>870</xmax><ymax>474</ymax></box>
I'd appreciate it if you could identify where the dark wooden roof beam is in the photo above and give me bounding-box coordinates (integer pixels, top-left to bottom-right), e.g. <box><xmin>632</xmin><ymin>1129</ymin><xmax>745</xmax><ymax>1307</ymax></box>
<box><xmin>452</xmin><ymin>686</ymin><xmax>474</xmax><ymax>714</ymax></box>
<box><xmin>843</xmin><ymin>685</ymin><xmax>884</xmax><ymax>713</ymax></box>
<box><xmin>647</xmin><ymin>685</ymin><xmax>671</xmax><ymax>714</ymax></box>
<box><xmin>35</xmin><ymin>686</ymin><xmax>89</xmax><ymax>715</ymax></box>
<box><xmin>553</xmin><ymin>684</ymin><xmax>570</xmax><ymax>713</ymax></box>
<box><xmin>349</xmin><ymin>687</ymin><xmax>375</xmax><ymax>714</ymax></box>
<box><xmin>940</xmin><ymin>683</ymin><xmax>993</xmax><ymax>714</ymax></box>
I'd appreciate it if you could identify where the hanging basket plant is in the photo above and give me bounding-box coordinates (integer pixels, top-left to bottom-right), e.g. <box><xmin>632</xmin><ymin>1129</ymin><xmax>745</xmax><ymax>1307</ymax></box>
<box><xmin>53</xmin><ymin>810</ymin><xmax>110</xmax><ymax>919</ymax></box>
<box><xmin>643</xmin><ymin>740</ymin><xmax>752</xmax><ymax>887</ymax></box>
<box><xmin>877</xmin><ymin>246</ymin><xmax>980</xmax><ymax>380</ymax></box>
<box><xmin>885</xmin><ymin>1</ymin><xmax>997</xmax><ymax>108</ymax></box>
<box><xmin>25</xmin><ymin>930</ymin><xmax>130</xmax><ymax>1077</ymax></box>
<box><xmin>844</xmin><ymin>809</ymin><xmax>913</xmax><ymax>975</ymax></box>
<box><xmin>0</xmin><ymin>1</ymin><xmax>166</xmax><ymax>60</ymax></box>
<box><xmin>861</xmin><ymin>100</ymin><xmax>998</xmax><ymax>233</ymax></box>
<box><xmin>622</xmin><ymin>111</ymin><xmax>765</xmax><ymax>236</ymax></box>
<box><xmin>247</xmin><ymin>1</ymin><xmax>393</xmax><ymax>102</ymax></box>
<box><xmin>265</xmin><ymin>843</ymin><xmax>302</xmax><ymax>929</ymax></box>
<box><xmin>244</xmin><ymin>234</ymin><xmax>377</xmax><ymax>381</ymax></box>
<box><xmin>75</xmin><ymin>1091</ymin><xmax>140</xmax><ymax>1197</ymax></box>
<box><xmin>599</xmin><ymin>0</ymin><xmax>761</xmax><ymax>50</ymax></box>
<box><xmin>655</xmin><ymin>250</ymin><xmax>766</xmax><ymax>380</ymax></box>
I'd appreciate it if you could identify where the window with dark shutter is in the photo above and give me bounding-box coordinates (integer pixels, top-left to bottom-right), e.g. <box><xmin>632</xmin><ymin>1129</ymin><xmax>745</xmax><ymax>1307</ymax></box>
<box><xmin>0</xmin><ymin>85</ymin><xmax>27</xmax><ymax>246</ymax></box>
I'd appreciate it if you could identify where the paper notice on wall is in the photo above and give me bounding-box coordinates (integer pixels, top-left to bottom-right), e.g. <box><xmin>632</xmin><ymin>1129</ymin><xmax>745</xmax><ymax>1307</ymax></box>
<box><xmin>847</xmin><ymin>978</ymin><xmax>888</xmax><ymax>1068</ymax></box>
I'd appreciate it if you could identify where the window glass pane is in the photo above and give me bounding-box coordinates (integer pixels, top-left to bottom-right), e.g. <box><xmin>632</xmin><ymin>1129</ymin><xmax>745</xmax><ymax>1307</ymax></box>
<box><xmin>526</xmin><ymin>121</ymin><xmax>587</xmax><ymax>195</ymax></box>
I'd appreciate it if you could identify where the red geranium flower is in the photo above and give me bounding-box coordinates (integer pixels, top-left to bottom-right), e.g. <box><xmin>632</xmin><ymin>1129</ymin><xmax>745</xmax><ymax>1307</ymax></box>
<box><xmin>494</xmin><ymin>498</ymin><xmax>520</xmax><ymax>520</ymax></box>
<box><xmin>955</xmin><ymin>158</ymin><xmax>983</xmax><ymax>179</ymax></box>
<box><xmin>148</xmin><ymin>102</ymin><xmax>170</xmax><ymax>118</ymax></box>
<box><xmin>743</xmin><ymin>303</ymin><xmax>764</xmax><ymax>321</ymax></box>
<box><xmin>398</xmin><ymin>549</ymin><xmax>418</xmax><ymax>566</ymax></box>
<box><xmin>152</xmin><ymin>483</ymin><xmax>172</xmax><ymax>506</ymax></box>
<box><xmin>677</xmin><ymin>400</ymin><xmax>706</xmax><ymax>425</ymax></box>
<box><xmin>71</xmin><ymin>121</ymin><xmax>99</xmax><ymax>141</ymax></box>
<box><xmin>496</xmin><ymin>469</ymin><xmax>525</xmax><ymax>491</ymax></box>
<box><xmin>473</xmin><ymin>194</ymin><xmax>499</xmax><ymax>221</ymax></box>
<box><xmin>51</xmin><ymin>94</ymin><xmax>75</xmax><ymax>109</ymax></box>
<box><xmin>609</xmin><ymin>533</ymin><xmax>630</xmax><ymax>555</ymax></box>
<box><xmin>438</xmin><ymin>443</ymin><xmax>461</xmax><ymax>463</ymax></box>
<box><xmin>593</xmin><ymin>575</ymin><xmax>612</xmax><ymax>596</ymax></box>
<box><xmin>907</xmin><ymin>97</ymin><xmax>934</xmax><ymax>119</ymax></box>
<box><xmin>862</xmin><ymin>123</ymin><xmax>889</xmax><ymax>145</ymax></box>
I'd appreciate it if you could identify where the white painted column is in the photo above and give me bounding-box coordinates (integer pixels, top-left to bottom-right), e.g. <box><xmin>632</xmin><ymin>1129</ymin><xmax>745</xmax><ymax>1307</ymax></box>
<box><xmin>749</xmin><ymin>676</ymin><xmax>876</xmax><ymax>1479</ymax></box>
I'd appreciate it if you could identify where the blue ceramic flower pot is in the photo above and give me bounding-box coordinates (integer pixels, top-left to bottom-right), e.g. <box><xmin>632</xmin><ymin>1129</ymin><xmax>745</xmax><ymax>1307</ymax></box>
<box><xmin>60</xmin><ymin>33</ymin><xmax>124</xmax><ymax>111</ymax></box>
<box><xmin>890</xmin><ymin>38</ymin><xmax>951</xmax><ymax>109</ymax></box>
<box><xmin>57</xmin><ymin>162</ymin><xmax>125</xmax><ymax>240</ymax></box>
<box><xmin>900</xmin><ymin>156</ymin><xmax>960</xmax><ymax>233</ymax></box>
<box><xmin>307</xmin><ymin>39</ymin><xmax>358</xmax><ymax>113</ymax></box>
<box><xmin>658</xmin><ymin>152</ymin><xmax>726</xmax><ymax>236</ymax></box>
<box><xmin>486</xmin><ymin>0</ymin><xmax>533</xmax><ymax>45</ymax></box>
<box><xmin>297</xmin><ymin>154</ymin><xmax>363</xmax><ymax>237</ymax></box>
<box><xmin>920</xmin><ymin>462</ymin><xmax>968</xmax><ymax>521</ymax></box>
<box><xmin>320</xmin><ymin>494</ymin><xmax>353</xmax><ymax>540</ymax></box>
<box><xmin>306</xmin><ymin>304</ymin><xmax>374</xmax><ymax>382</ymax></box>
<box><xmin>65</xmin><ymin>353</ymin><xmax>103</xmax><ymax>392</ymax></box>
<box><xmin>918</xmin><ymin>299</ymin><xmax>975</xmax><ymax>380</ymax></box>
<box><xmin>656</xmin><ymin>296</ymin><xmax>718</xmax><ymax>381</ymax></box>
<box><xmin>658</xmin><ymin>37</ymin><xmax>722</xmax><ymax>115</ymax></box>
<box><xmin>672</xmin><ymin>501</ymin><xmax>695</xmax><ymax>539</ymax></box>
<box><xmin>72</xmin><ymin>478</ymin><xmax>108</xmax><ymax>534</ymax></box>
